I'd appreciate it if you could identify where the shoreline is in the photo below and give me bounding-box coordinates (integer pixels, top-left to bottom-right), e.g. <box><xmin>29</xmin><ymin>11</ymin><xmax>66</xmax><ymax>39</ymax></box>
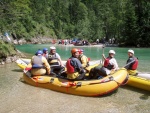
<box><xmin>0</xmin><ymin>49</ymin><xmax>26</xmax><ymax>65</ymax></box>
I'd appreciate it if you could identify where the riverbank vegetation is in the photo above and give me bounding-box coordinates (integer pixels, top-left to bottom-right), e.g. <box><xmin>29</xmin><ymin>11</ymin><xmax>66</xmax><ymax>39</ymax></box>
<box><xmin>0</xmin><ymin>40</ymin><xmax>16</xmax><ymax>58</ymax></box>
<box><xmin>0</xmin><ymin>40</ymin><xmax>26</xmax><ymax>64</ymax></box>
<box><xmin>0</xmin><ymin>0</ymin><xmax>149</xmax><ymax>47</ymax></box>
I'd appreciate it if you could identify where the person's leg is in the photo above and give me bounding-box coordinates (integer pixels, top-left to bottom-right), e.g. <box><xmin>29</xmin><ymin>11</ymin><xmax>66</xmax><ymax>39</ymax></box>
<box><xmin>75</xmin><ymin>72</ymin><xmax>86</xmax><ymax>80</ymax></box>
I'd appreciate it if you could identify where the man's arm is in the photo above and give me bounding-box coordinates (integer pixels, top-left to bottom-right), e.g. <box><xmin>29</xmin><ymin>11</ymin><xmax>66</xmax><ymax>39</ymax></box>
<box><xmin>42</xmin><ymin>57</ymin><xmax>51</xmax><ymax>74</ymax></box>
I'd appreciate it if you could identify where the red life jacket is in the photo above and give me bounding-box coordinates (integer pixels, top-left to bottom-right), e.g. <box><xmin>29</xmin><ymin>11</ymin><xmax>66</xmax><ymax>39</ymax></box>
<box><xmin>66</xmin><ymin>59</ymin><xmax>75</xmax><ymax>74</ymax></box>
<box><xmin>103</xmin><ymin>57</ymin><xmax>114</xmax><ymax>70</ymax></box>
<box><xmin>131</xmin><ymin>57</ymin><xmax>138</xmax><ymax>70</ymax></box>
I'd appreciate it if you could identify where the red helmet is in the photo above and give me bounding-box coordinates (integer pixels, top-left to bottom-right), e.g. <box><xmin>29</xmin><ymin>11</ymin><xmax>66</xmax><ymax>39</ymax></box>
<box><xmin>71</xmin><ymin>48</ymin><xmax>79</xmax><ymax>54</ymax></box>
<box><xmin>78</xmin><ymin>49</ymin><xmax>84</xmax><ymax>54</ymax></box>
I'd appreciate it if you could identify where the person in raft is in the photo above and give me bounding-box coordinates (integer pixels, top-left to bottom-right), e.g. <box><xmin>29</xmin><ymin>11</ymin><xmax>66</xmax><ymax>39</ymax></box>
<box><xmin>78</xmin><ymin>49</ymin><xmax>89</xmax><ymax>68</ymax></box>
<box><xmin>66</xmin><ymin>48</ymin><xmax>86</xmax><ymax>80</ymax></box>
<box><xmin>25</xmin><ymin>50</ymin><xmax>50</xmax><ymax>76</ymax></box>
<box><xmin>89</xmin><ymin>50</ymin><xmax>119</xmax><ymax>79</ymax></box>
<box><xmin>42</xmin><ymin>48</ymin><xmax>49</xmax><ymax>59</ymax></box>
<box><xmin>124</xmin><ymin>49</ymin><xmax>138</xmax><ymax>76</ymax></box>
<box><xmin>47</xmin><ymin>46</ymin><xmax>64</xmax><ymax>75</ymax></box>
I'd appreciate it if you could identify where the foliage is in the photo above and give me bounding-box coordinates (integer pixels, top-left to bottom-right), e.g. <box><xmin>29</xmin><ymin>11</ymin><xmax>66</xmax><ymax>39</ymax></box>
<box><xmin>0</xmin><ymin>40</ymin><xmax>16</xmax><ymax>58</ymax></box>
<box><xmin>0</xmin><ymin>0</ymin><xmax>149</xmax><ymax>47</ymax></box>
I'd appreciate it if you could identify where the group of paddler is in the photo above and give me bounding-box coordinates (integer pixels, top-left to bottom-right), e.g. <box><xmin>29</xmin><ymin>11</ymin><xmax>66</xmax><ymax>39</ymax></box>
<box><xmin>24</xmin><ymin>46</ymin><xmax>138</xmax><ymax>80</ymax></box>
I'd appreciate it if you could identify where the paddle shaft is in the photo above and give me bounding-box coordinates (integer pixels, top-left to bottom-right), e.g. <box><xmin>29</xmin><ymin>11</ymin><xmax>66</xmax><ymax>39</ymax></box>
<box><xmin>123</xmin><ymin>59</ymin><xmax>135</xmax><ymax>68</ymax></box>
<box><xmin>102</xmin><ymin>46</ymin><xmax>105</xmax><ymax>64</ymax></box>
<box><xmin>76</xmin><ymin>76</ymin><xmax>114</xmax><ymax>86</ymax></box>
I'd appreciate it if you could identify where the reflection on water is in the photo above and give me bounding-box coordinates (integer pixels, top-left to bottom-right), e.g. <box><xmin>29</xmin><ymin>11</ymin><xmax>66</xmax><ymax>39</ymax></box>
<box><xmin>0</xmin><ymin>63</ymin><xmax>150</xmax><ymax>113</ymax></box>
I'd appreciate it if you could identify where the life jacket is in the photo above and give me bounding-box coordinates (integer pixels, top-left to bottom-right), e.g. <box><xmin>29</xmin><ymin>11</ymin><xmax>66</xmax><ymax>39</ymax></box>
<box><xmin>66</xmin><ymin>59</ymin><xmax>75</xmax><ymax>74</ymax></box>
<box><xmin>103</xmin><ymin>57</ymin><xmax>114</xmax><ymax>70</ymax></box>
<box><xmin>79</xmin><ymin>54</ymin><xmax>89</xmax><ymax>67</ymax></box>
<box><xmin>48</xmin><ymin>53</ymin><xmax>59</xmax><ymax>66</ymax></box>
<box><xmin>131</xmin><ymin>57</ymin><xmax>138</xmax><ymax>70</ymax></box>
<box><xmin>32</xmin><ymin>56</ymin><xmax>44</xmax><ymax>68</ymax></box>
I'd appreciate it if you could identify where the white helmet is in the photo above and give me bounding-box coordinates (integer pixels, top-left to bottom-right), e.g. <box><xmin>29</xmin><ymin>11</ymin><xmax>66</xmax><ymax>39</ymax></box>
<box><xmin>50</xmin><ymin>46</ymin><xmax>56</xmax><ymax>50</ymax></box>
<box><xmin>128</xmin><ymin>49</ymin><xmax>134</xmax><ymax>54</ymax></box>
<box><xmin>109</xmin><ymin>50</ymin><xmax>115</xmax><ymax>54</ymax></box>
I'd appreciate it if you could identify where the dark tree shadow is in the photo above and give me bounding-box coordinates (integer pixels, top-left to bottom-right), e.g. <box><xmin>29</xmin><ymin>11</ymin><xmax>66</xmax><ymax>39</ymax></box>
<box><xmin>12</xmin><ymin>69</ymin><xmax>23</xmax><ymax>72</ymax></box>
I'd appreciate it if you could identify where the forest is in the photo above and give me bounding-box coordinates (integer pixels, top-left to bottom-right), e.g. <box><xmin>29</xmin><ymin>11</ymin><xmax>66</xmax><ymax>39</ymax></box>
<box><xmin>0</xmin><ymin>0</ymin><xmax>150</xmax><ymax>47</ymax></box>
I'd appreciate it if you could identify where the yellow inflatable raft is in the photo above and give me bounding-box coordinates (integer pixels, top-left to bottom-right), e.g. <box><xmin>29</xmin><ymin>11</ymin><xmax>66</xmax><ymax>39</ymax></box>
<box><xmin>127</xmin><ymin>74</ymin><xmax>150</xmax><ymax>91</ymax></box>
<box><xmin>23</xmin><ymin>68</ymin><xmax>128</xmax><ymax>97</ymax></box>
<box><xmin>16</xmin><ymin>58</ymin><xmax>101</xmax><ymax>70</ymax></box>
<box><xmin>15</xmin><ymin>59</ymin><xmax>28</xmax><ymax>69</ymax></box>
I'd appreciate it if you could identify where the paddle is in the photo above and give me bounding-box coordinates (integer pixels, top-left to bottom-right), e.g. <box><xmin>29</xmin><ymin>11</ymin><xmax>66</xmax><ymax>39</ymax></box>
<box><xmin>75</xmin><ymin>76</ymin><xmax>114</xmax><ymax>87</ymax></box>
<box><xmin>59</xmin><ymin>76</ymin><xmax>114</xmax><ymax>87</ymax></box>
<box><xmin>24</xmin><ymin>68</ymin><xmax>32</xmax><ymax>78</ymax></box>
<box><xmin>101</xmin><ymin>45</ymin><xmax>105</xmax><ymax>65</ymax></box>
<box><xmin>123</xmin><ymin>59</ymin><xmax>135</xmax><ymax>68</ymax></box>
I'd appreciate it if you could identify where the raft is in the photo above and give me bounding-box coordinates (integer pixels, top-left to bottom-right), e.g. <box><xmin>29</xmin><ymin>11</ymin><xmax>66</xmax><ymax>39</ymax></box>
<box><xmin>22</xmin><ymin>67</ymin><xmax>128</xmax><ymax>97</ymax></box>
<box><xmin>15</xmin><ymin>59</ymin><xmax>28</xmax><ymax>69</ymax></box>
<box><xmin>127</xmin><ymin>73</ymin><xmax>150</xmax><ymax>91</ymax></box>
<box><xmin>15</xmin><ymin>58</ymin><xmax>101</xmax><ymax>70</ymax></box>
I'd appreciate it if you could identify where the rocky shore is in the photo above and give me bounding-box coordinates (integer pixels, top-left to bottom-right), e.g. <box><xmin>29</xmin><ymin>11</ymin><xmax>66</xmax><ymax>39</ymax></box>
<box><xmin>13</xmin><ymin>37</ymin><xmax>54</xmax><ymax>45</ymax></box>
<box><xmin>0</xmin><ymin>35</ymin><xmax>56</xmax><ymax>65</ymax></box>
<box><xmin>0</xmin><ymin>50</ymin><xmax>26</xmax><ymax>65</ymax></box>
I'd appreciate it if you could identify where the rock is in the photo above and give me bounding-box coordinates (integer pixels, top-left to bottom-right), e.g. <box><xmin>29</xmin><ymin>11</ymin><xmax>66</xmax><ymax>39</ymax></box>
<box><xmin>13</xmin><ymin>40</ymin><xmax>18</xmax><ymax>45</ymax></box>
<box><xmin>5</xmin><ymin>57</ymin><xmax>12</xmax><ymax>63</ymax></box>
<box><xmin>0</xmin><ymin>61</ymin><xmax>5</xmax><ymax>65</ymax></box>
<box><xmin>16</xmin><ymin>50</ymin><xmax>26</xmax><ymax>58</ymax></box>
<box><xmin>18</xmin><ymin>39</ymin><xmax>27</xmax><ymax>45</ymax></box>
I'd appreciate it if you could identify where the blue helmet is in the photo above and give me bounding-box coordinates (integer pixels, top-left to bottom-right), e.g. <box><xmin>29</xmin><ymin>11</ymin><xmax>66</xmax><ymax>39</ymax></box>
<box><xmin>43</xmin><ymin>48</ymin><xmax>48</xmax><ymax>52</ymax></box>
<box><xmin>36</xmin><ymin>50</ymin><xmax>43</xmax><ymax>55</ymax></box>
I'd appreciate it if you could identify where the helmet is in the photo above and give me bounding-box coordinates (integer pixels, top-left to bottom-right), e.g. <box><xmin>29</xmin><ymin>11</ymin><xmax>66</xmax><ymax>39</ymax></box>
<box><xmin>71</xmin><ymin>48</ymin><xmax>79</xmax><ymax>54</ymax></box>
<box><xmin>43</xmin><ymin>48</ymin><xmax>48</xmax><ymax>52</ymax></box>
<box><xmin>128</xmin><ymin>49</ymin><xmax>134</xmax><ymax>54</ymax></box>
<box><xmin>50</xmin><ymin>46</ymin><xmax>56</xmax><ymax>50</ymax></box>
<box><xmin>78</xmin><ymin>49</ymin><xmax>84</xmax><ymax>54</ymax></box>
<box><xmin>36</xmin><ymin>50</ymin><xmax>43</xmax><ymax>55</ymax></box>
<box><xmin>109</xmin><ymin>50</ymin><xmax>115</xmax><ymax>54</ymax></box>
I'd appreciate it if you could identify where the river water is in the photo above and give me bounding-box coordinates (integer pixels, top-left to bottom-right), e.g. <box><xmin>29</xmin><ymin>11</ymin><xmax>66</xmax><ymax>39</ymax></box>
<box><xmin>16</xmin><ymin>44</ymin><xmax>150</xmax><ymax>72</ymax></box>
<box><xmin>0</xmin><ymin>44</ymin><xmax>150</xmax><ymax>113</ymax></box>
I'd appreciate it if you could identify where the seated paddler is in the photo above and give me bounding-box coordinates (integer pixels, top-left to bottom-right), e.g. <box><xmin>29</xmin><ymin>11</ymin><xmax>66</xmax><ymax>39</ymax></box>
<box><xmin>25</xmin><ymin>50</ymin><xmax>50</xmax><ymax>76</ymax></box>
<box><xmin>124</xmin><ymin>49</ymin><xmax>138</xmax><ymax>76</ymax></box>
<box><xmin>78</xmin><ymin>49</ymin><xmax>90</xmax><ymax>71</ymax></box>
<box><xmin>66</xmin><ymin>48</ymin><xmax>86</xmax><ymax>80</ymax></box>
<box><xmin>89</xmin><ymin>50</ymin><xmax>119</xmax><ymax>79</ymax></box>
<box><xmin>42</xmin><ymin>48</ymin><xmax>49</xmax><ymax>59</ymax></box>
<box><xmin>47</xmin><ymin>46</ymin><xmax>64</xmax><ymax>75</ymax></box>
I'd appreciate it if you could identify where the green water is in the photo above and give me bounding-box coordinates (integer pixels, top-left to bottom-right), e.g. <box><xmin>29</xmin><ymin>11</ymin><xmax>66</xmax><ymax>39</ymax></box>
<box><xmin>15</xmin><ymin>44</ymin><xmax>150</xmax><ymax>72</ymax></box>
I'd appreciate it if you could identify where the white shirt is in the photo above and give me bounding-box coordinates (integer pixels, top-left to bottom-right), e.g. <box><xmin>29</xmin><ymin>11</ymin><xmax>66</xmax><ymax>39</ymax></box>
<box><xmin>104</xmin><ymin>57</ymin><xmax>119</xmax><ymax>75</ymax></box>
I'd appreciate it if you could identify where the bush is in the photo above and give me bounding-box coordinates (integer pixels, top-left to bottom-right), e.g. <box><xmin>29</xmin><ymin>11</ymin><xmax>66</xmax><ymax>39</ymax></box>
<box><xmin>0</xmin><ymin>40</ymin><xmax>16</xmax><ymax>58</ymax></box>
